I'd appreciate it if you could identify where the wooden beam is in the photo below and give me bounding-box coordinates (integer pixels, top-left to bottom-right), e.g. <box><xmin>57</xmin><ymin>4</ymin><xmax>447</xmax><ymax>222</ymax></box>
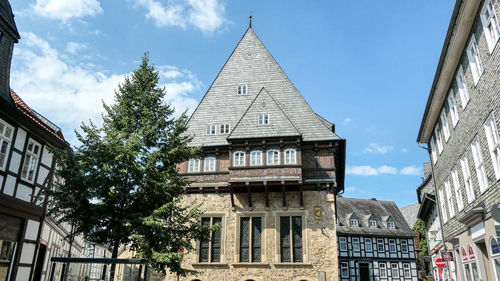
<box><xmin>246</xmin><ymin>182</ymin><xmax>252</xmax><ymax>210</ymax></box>
<box><xmin>299</xmin><ymin>185</ymin><xmax>304</xmax><ymax>210</ymax></box>
<box><xmin>264</xmin><ymin>182</ymin><xmax>269</xmax><ymax>211</ymax></box>
<box><xmin>282</xmin><ymin>183</ymin><xmax>287</xmax><ymax>210</ymax></box>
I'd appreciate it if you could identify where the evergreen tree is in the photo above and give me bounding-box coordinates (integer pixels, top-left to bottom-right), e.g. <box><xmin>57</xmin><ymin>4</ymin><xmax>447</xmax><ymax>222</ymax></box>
<box><xmin>47</xmin><ymin>54</ymin><xmax>209</xmax><ymax>279</ymax></box>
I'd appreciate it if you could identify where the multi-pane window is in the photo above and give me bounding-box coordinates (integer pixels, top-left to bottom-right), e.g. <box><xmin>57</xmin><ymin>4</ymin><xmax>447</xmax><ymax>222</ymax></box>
<box><xmin>460</xmin><ymin>155</ymin><xmax>476</xmax><ymax>203</ymax></box>
<box><xmin>434</xmin><ymin>126</ymin><xmax>443</xmax><ymax>154</ymax></box>
<box><xmin>350</xmin><ymin>217</ymin><xmax>359</xmax><ymax>227</ymax></box>
<box><xmin>447</xmin><ymin>89</ymin><xmax>459</xmax><ymax>127</ymax></box>
<box><xmin>467</xmin><ymin>36</ymin><xmax>484</xmax><ymax>84</ymax></box>
<box><xmin>456</xmin><ymin>66</ymin><xmax>470</xmax><ymax>109</ymax></box>
<box><xmin>237</xmin><ymin>85</ymin><xmax>247</xmax><ymax>95</ymax></box>
<box><xmin>258</xmin><ymin>114</ymin><xmax>269</xmax><ymax>125</ymax></box>
<box><xmin>438</xmin><ymin>188</ymin><xmax>448</xmax><ymax>223</ymax></box>
<box><xmin>339</xmin><ymin>237</ymin><xmax>347</xmax><ymax>251</ymax></box>
<box><xmin>239</xmin><ymin>217</ymin><xmax>262</xmax><ymax>262</ymax></box>
<box><xmin>471</xmin><ymin>138</ymin><xmax>488</xmax><ymax>193</ymax></box>
<box><xmin>452</xmin><ymin>168</ymin><xmax>464</xmax><ymax>211</ymax></box>
<box><xmin>188</xmin><ymin>158</ymin><xmax>200</xmax><ymax>173</ymax></box>
<box><xmin>267</xmin><ymin>149</ymin><xmax>280</xmax><ymax>165</ymax></box>
<box><xmin>484</xmin><ymin>113</ymin><xmax>500</xmax><ymax>180</ymax></box>
<box><xmin>387</xmin><ymin>218</ymin><xmax>395</xmax><ymax>229</ymax></box>
<box><xmin>391</xmin><ymin>263</ymin><xmax>399</xmax><ymax>278</ymax></box>
<box><xmin>280</xmin><ymin>216</ymin><xmax>302</xmax><ymax>262</ymax></box>
<box><xmin>369</xmin><ymin>218</ymin><xmax>377</xmax><ymax>228</ymax></box>
<box><xmin>21</xmin><ymin>139</ymin><xmax>41</xmax><ymax>183</ymax></box>
<box><xmin>220</xmin><ymin>124</ymin><xmax>230</xmax><ymax>134</ymax></box>
<box><xmin>440</xmin><ymin>110</ymin><xmax>450</xmax><ymax>142</ymax></box>
<box><xmin>377</xmin><ymin>238</ymin><xmax>385</xmax><ymax>252</ymax></box>
<box><xmin>340</xmin><ymin>262</ymin><xmax>349</xmax><ymax>278</ymax></box>
<box><xmin>430</xmin><ymin>137</ymin><xmax>438</xmax><ymax>164</ymax></box>
<box><xmin>352</xmin><ymin>237</ymin><xmax>360</xmax><ymax>251</ymax></box>
<box><xmin>403</xmin><ymin>263</ymin><xmax>411</xmax><ymax>278</ymax></box>
<box><xmin>199</xmin><ymin>217</ymin><xmax>222</xmax><ymax>262</ymax></box>
<box><xmin>389</xmin><ymin>239</ymin><xmax>396</xmax><ymax>253</ymax></box>
<box><xmin>401</xmin><ymin>240</ymin><xmax>408</xmax><ymax>253</ymax></box>
<box><xmin>250</xmin><ymin>150</ymin><xmax>262</xmax><ymax>166</ymax></box>
<box><xmin>284</xmin><ymin>148</ymin><xmax>297</xmax><ymax>164</ymax></box>
<box><xmin>204</xmin><ymin>156</ymin><xmax>216</xmax><ymax>172</ymax></box>
<box><xmin>233</xmin><ymin>151</ymin><xmax>245</xmax><ymax>166</ymax></box>
<box><xmin>0</xmin><ymin>119</ymin><xmax>13</xmax><ymax>170</ymax></box>
<box><xmin>444</xmin><ymin>179</ymin><xmax>456</xmax><ymax>218</ymax></box>
<box><xmin>480</xmin><ymin>0</ymin><xmax>500</xmax><ymax>52</ymax></box>
<box><xmin>379</xmin><ymin>263</ymin><xmax>387</xmax><ymax>278</ymax></box>
<box><xmin>365</xmin><ymin>238</ymin><xmax>373</xmax><ymax>252</ymax></box>
<box><xmin>206</xmin><ymin>124</ymin><xmax>216</xmax><ymax>135</ymax></box>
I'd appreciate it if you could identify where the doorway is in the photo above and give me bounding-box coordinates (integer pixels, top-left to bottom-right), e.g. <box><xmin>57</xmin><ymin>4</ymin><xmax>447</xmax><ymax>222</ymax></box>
<box><xmin>359</xmin><ymin>263</ymin><xmax>370</xmax><ymax>281</ymax></box>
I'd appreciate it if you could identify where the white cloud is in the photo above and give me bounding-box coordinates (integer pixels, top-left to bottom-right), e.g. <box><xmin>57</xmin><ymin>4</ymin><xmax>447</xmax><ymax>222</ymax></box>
<box><xmin>344</xmin><ymin>186</ymin><xmax>356</xmax><ymax>192</ymax></box>
<box><xmin>11</xmin><ymin>32</ymin><xmax>200</xmax><ymax>145</ymax></box>
<box><xmin>346</xmin><ymin>165</ymin><xmax>397</xmax><ymax>176</ymax></box>
<box><xmin>343</xmin><ymin>118</ymin><xmax>352</xmax><ymax>125</ymax></box>
<box><xmin>65</xmin><ymin>42</ymin><xmax>87</xmax><ymax>54</ymax></box>
<box><xmin>400</xmin><ymin>165</ymin><xmax>423</xmax><ymax>176</ymax></box>
<box><xmin>33</xmin><ymin>0</ymin><xmax>103</xmax><ymax>21</ymax></box>
<box><xmin>364</xmin><ymin>143</ymin><xmax>394</xmax><ymax>154</ymax></box>
<box><xmin>135</xmin><ymin>0</ymin><xmax>226</xmax><ymax>33</ymax></box>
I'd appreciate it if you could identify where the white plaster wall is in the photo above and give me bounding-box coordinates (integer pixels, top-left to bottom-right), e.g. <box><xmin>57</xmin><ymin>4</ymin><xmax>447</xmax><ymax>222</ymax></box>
<box><xmin>14</xmin><ymin>128</ymin><xmax>26</xmax><ymax>150</ymax></box>
<box><xmin>3</xmin><ymin>174</ymin><xmax>15</xmax><ymax>196</ymax></box>
<box><xmin>15</xmin><ymin>266</ymin><xmax>31</xmax><ymax>281</ymax></box>
<box><xmin>8</xmin><ymin>151</ymin><xmax>21</xmax><ymax>173</ymax></box>
<box><xmin>25</xmin><ymin>220</ymin><xmax>40</xmax><ymax>240</ymax></box>
<box><xmin>20</xmin><ymin>243</ymin><xmax>35</xmax><ymax>264</ymax></box>
<box><xmin>15</xmin><ymin>183</ymin><xmax>32</xmax><ymax>202</ymax></box>
<box><xmin>41</xmin><ymin>147</ymin><xmax>53</xmax><ymax>167</ymax></box>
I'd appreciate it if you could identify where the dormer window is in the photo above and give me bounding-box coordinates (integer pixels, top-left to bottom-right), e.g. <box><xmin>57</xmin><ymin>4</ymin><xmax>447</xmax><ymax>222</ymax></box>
<box><xmin>258</xmin><ymin>114</ymin><xmax>269</xmax><ymax>125</ymax></box>
<box><xmin>267</xmin><ymin>149</ymin><xmax>279</xmax><ymax>165</ymax></box>
<box><xmin>220</xmin><ymin>124</ymin><xmax>230</xmax><ymax>134</ymax></box>
<box><xmin>206</xmin><ymin>125</ymin><xmax>216</xmax><ymax>135</ymax></box>
<box><xmin>349</xmin><ymin>217</ymin><xmax>359</xmax><ymax>227</ymax></box>
<box><xmin>387</xmin><ymin>217</ymin><xmax>395</xmax><ymax>229</ymax></box>
<box><xmin>237</xmin><ymin>85</ymin><xmax>247</xmax><ymax>95</ymax></box>
<box><xmin>369</xmin><ymin>217</ymin><xmax>377</xmax><ymax>228</ymax></box>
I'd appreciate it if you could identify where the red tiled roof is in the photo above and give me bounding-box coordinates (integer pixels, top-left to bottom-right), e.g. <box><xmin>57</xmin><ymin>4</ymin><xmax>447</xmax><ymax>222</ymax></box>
<box><xmin>10</xmin><ymin>89</ymin><xmax>68</xmax><ymax>145</ymax></box>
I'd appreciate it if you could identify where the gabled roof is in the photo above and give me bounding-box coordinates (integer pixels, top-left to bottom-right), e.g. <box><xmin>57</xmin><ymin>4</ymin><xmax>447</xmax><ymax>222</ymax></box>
<box><xmin>228</xmin><ymin>87</ymin><xmax>300</xmax><ymax>139</ymax></box>
<box><xmin>184</xmin><ymin>27</ymin><xmax>340</xmax><ymax>147</ymax></box>
<box><xmin>336</xmin><ymin>197</ymin><xmax>415</xmax><ymax>237</ymax></box>
<box><xmin>0</xmin><ymin>0</ymin><xmax>20</xmax><ymax>40</ymax></box>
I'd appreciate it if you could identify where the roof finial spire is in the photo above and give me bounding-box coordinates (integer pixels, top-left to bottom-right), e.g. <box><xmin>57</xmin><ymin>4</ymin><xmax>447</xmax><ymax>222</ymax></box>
<box><xmin>249</xmin><ymin>11</ymin><xmax>252</xmax><ymax>28</ymax></box>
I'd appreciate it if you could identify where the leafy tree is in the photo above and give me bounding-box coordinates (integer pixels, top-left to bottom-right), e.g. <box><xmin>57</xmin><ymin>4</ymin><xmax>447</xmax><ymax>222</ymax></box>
<box><xmin>413</xmin><ymin>218</ymin><xmax>428</xmax><ymax>257</ymax></box>
<box><xmin>47</xmin><ymin>54</ymin><xmax>210</xmax><ymax>280</ymax></box>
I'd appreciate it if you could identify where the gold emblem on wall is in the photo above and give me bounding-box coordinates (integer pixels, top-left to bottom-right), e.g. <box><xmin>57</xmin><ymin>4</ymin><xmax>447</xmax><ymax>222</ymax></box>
<box><xmin>315</xmin><ymin>206</ymin><xmax>321</xmax><ymax>220</ymax></box>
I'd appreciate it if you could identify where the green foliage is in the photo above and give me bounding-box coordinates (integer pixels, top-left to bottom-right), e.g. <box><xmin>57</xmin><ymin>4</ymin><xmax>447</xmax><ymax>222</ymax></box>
<box><xmin>413</xmin><ymin>218</ymin><xmax>428</xmax><ymax>257</ymax></box>
<box><xmin>47</xmin><ymin>54</ymin><xmax>207</xmax><ymax>277</ymax></box>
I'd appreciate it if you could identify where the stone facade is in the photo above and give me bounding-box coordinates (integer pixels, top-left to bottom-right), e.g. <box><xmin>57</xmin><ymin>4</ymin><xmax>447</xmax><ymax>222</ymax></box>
<box><xmin>417</xmin><ymin>0</ymin><xmax>500</xmax><ymax>280</ymax></box>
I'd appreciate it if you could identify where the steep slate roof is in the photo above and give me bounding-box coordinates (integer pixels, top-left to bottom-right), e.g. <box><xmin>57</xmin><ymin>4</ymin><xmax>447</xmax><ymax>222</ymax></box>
<box><xmin>185</xmin><ymin>27</ymin><xmax>340</xmax><ymax>147</ymax></box>
<box><xmin>0</xmin><ymin>0</ymin><xmax>19</xmax><ymax>40</ymax></box>
<box><xmin>228</xmin><ymin>87</ymin><xmax>300</xmax><ymax>139</ymax></box>
<box><xmin>336</xmin><ymin>197</ymin><xmax>415</xmax><ymax>237</ymax></box>
<box><xmin>400</xmin><ymin>203</ymin><xmax>420</xmax><ymax>228</ymax></box>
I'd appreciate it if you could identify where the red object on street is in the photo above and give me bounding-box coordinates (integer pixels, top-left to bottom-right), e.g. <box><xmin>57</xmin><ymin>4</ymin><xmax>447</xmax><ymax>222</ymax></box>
<box><xmin>435</xmin><ymin>258</ymin><xmax>446</xmax><ymax>268</ymax></box>
<box><xmin>178</xmin><ymin>247</ymin><xmax>184</xmax><ymax>262</ymax></box>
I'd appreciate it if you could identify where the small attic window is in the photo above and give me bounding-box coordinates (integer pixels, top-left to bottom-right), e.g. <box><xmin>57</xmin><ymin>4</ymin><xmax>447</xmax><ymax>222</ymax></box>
<box><xmin>349</xmin><ymin>217</ymin><xmax>359</xmax><ymax>227</ymax></box>
<box><xmin>237</xmin><ymin>85</ymin><xmax>247</xmax><ymax>95</ymax></box>
<box><xmin>369</xmin><ymin>217</ymin><xmax>377</xmax><ymax>228</ymax></box>
<box><xmin>258</xmin><ymin>114</ymin><xmax>269</xmax><ymax>125</ymax></box>
<box><xmin>387</xmin><ymin>217</ymin><xmax>395</xmax><ymax>229</ymax></box>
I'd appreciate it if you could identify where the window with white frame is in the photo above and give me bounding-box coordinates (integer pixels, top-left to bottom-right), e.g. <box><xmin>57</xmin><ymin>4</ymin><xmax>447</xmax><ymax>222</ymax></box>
<box><xmin>352</xmin><ymin>237</ymin><xmax>360</xmax><ymax>251</ymax></box>
<box><xmin>340</xmin><ymin>262</ymin><xmax>349</xmax><ymax>278</ymax></box>
<box><xmin>387</xmin><ymin>217</ymin><xmax>395</xmax><ymax>229</ymax></box>
<box><xmin>460</xmin><ymin>155</ymin><xmax>476</xmax><ymax>203</ymax></box>
<box><xmin>471</xmin><ymin>137</ymin><xmax>488</xmax><ymax>193</ymax></box>
<box><xmin>466</xmin><ymin>36</ymin><xmax>484</xmax><ymax>84</ymax></box>
<box><xmin>220</xmin><ymin>124</ymin><xmax>230</xmax><ymax>134</ymax></box>
<box><xmin>366</xmin><ymin>238</ymin><xmax>373</xmax><ymax>252</ymax></box>
<box><xmin>484</xmin><ymin>113</ymin><xmax>500</xmax><ymax>180</ymax></box>
<box><xmin>480</xmin><ymin>0</ymin><xmax>500</xmax><ymax>52</ymax></box>
<box><xmin>389</xmin><ymin>239</ymin><xmax>396</xmax><ymax>253</ymax></box>
<box><xmin>0</xmin><ymin>119</ymin><xmax>13</xmax><ymax>170</ymax></box>
<box><xmin>267</xmin><ymin>149</ymin><xmax>279</xmax><ymax>165</ymax></box>
<box><xmin>445</xmin><ymin>179</ymin><xmax>456</xmax><ymax>217</ymax></box>
<box><xmin>21</xmin><ymin>139</ymin><xmax>41</xmax><ymax>183</ymax></box>
<box><xmin>440</xmin><ymin>109</ymin><xmax>450</xmax><ymax>142</ymax></box>
<box><xmin>438</xmin><ymin>188</ymin><xmax>448</xmax><ymax>223</ymax></box>
<box><xmin>379</xmin><ymin>263</ymin><xmax>387</xmax><ymax>278</ymax></box>
<box><xmin>403</xmin><ymin>263</ymin><xmax>411</xmax><ymax>278</ymax></box>
<box><xmin>430</xmin><ymin>136</ymin><xmax>438</xmax><ymax>164</ymax></box>
<box><xmin>204</xmin><ymin>156</ymin><xmax>216</xmax><ymax>172</ymax></box>
<box><xmin>434</xmin><ymin>126</ymin><xmax>443</xmax><ymax>154</ymax></box>
<box><xmin>391</xmin><ymin>263</ymin><xmax>399</xmax><ymax>277</ymax></box>
<box><xmin>339</xmin><ymin>237</ymin><xmax>347</xmax><ymax>251</ymax></box>
<box><xmin>401</xmin><ymin>240</ymin><xmax>408</xmax><ymax>253</ymax></box>
<box><xmin>237</xmin><ymin>85</ymin><xmax>247</xmax><ymax>95</ymax></box>
<box><xmin>188</xmin><ymin>158</ymin><xmax>200</xmax><ymax>173</ymax></box>
<box><xmin>284</xmin><ymin>148</ymin><xmax>297</xmax><ymax>164</ymax></box>
<box><xmin>447</xmin><ymin>89</ymin><xmax>459</xmax><ymax>127</ymax></box>
<box><xmin>250</xmin><ymin>150</ymin><xmax>262</xmax><ymax>166</ymax></box>
<box><xmin>377</xmin><ymin>238</ymin><xmax>385</xmax><ymax>252</ymax></box>
<box><xmin>350</xmin><ymin>217</ymin><xmax>359</xmax><ymax>227</ymax></box>
<box><xmin>452</xmin><ymin>168</ymin><xmax>464</xmax><ymax>211</ymax></box>
<box><xmin>258</xmin><ymin>114</ymin><xmax>269</xmax><ymax>125</ymax></box>
<box><xmin>490</xmin><ymin>236</ymin><xmax>500</xmax><ymax>280</ymax></box>
<box><xmin>369</xmin><ymin>216</ymin><xmax>377</xmax><ymax>228</ymax></box>
<box><xmin>233</xmin><ymin>151</ymin><xmax>245</xmax><ymax>166</ymax></box>
<box><xmin>206</xmin><ymin>124</ymin><xmax>216</xmax><ymax>135</ymax></box>
<box><xmin>456</xmin><ymin>66</ymin><xmax>470</xmax><ymax>109</ymax></box>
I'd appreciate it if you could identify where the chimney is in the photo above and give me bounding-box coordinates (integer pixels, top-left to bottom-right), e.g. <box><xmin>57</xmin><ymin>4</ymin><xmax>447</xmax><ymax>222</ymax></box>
<box><xmin>370</xmin><ymin>198</ymin><xmax>376</xmax><ymax>201</ymax></box>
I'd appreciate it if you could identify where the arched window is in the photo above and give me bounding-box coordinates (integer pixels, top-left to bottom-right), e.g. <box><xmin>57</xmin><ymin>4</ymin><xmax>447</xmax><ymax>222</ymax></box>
<box><xmin>462</xmin><ymin>245</ymin><xmax>480</xmax><ymax>281</ymax></box>
<box><xmin>462</xmin><ymin>247</ymin><xmax>468</xmax><ymax>262</ymax></box>
<box><xmin>234</xmin><ymin>151</ymin><xmax>245</xmax><ymax>166</ymax></box>
<box><xmin>284</xmin><ymin>148</ymin><xmax>297</xmax><ymax>164</ymax></box>
<box><xmin>267</xmin><ymin>149</ymin><xmax>280</xmax><ymax>165</ymax></box>
<box><xmin>250</xmin><ymin>150</ymin><xmax>262</xmax><ymax>166</ymax></box>
<box><xmin>490</xmin><ymin>237</ymin><xmax>500</xmax><ymax>281</ymax></box>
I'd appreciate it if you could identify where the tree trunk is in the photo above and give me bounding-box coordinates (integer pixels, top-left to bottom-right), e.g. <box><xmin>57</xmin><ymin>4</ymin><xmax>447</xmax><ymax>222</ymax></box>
<box><xmin>109</xmin><ymin>239</ymin><xmax>120</xmax><ymax>281</ymax></box>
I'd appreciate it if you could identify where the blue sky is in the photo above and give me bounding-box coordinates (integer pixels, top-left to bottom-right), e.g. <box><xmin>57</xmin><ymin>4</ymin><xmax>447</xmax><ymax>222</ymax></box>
<box><xmin>9</xmin><ymin>0</ymin><xmax>455</xmax><ymax>207</ymax></box>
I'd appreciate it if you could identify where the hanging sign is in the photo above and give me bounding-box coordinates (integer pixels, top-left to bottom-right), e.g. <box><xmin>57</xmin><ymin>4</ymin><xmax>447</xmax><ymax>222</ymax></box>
<box><xmin>442</xmin><ymin>252</ymin><xmax>453</xmax><ymax>261</ymax></box>
<box><xmin>492</xmin><ymin>203</ymin><xmax>500</xmax><ymax>223</ymax></box>
<box><xmin>435</xmin><ymin>258</ymin><xmax>446</xmax><ymax>268</ymax></box>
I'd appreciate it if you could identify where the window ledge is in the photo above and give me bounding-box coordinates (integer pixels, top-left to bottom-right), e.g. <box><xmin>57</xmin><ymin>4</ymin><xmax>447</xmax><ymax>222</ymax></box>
<box><xmin>232</xmin><ymin>262</ymin><xmax>270</xmax><ymax>267</ymax></box>
<box><xmin>274</xmin><ymin>262</ymin><xmax>312</xmax><ymax>267</ymax></box>
<box><xmin>191</xmin><ymin>262</ymin><xmax>229</xmax><ymax>267</ymax></box>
